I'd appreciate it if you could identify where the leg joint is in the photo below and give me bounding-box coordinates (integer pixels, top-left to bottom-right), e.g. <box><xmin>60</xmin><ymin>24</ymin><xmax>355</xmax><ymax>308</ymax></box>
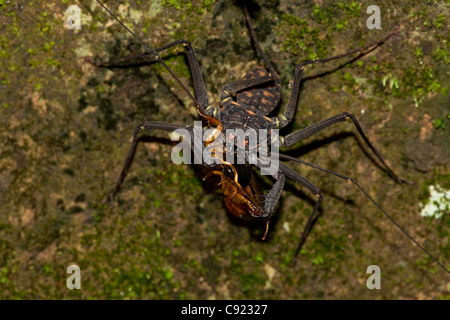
<box><xmin>181</xmin><ymin>39</ymin><xmax>191</xmax><ymax>48</ymax></box>
<box><xmin>342</xmin><ymin>112</ymin><xmax>355</xmax><ymax>120</ymax></box>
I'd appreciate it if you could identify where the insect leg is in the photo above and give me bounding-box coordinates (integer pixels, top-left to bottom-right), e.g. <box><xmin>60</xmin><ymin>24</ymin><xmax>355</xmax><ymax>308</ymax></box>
<box><xmin>281</xmin><ymin>112</ymin><xmax>410</xmax><ymax>184</ymax></box>
<box><xmin>105</xmin><ymin>122</ymin><xmax>193</xmax><ymax>202</ymax></box>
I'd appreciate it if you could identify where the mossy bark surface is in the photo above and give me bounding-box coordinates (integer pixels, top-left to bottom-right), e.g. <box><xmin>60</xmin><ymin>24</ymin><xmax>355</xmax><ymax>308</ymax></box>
<box><xmin>0</xmin><ymin>0</ymin><xmax>448</xmax><ymax>299</ymax></box>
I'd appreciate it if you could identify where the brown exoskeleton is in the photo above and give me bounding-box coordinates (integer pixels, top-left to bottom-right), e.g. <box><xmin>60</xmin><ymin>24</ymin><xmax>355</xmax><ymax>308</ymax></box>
<box><xmin>89</xmin><ymin>0</ymin><xmax>448</xmax><ymax>272</ymax></box>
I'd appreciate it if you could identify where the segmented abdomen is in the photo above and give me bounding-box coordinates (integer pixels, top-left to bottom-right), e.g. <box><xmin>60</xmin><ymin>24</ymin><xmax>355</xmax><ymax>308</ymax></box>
<box><xmin>236</xmin><ymin>66</ymin><xmax>281</xmax><ymax>116</ymax></box>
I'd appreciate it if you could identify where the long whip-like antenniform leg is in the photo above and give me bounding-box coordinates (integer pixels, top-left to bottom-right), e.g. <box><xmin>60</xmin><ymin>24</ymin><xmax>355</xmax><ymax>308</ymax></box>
<box><xmin>281</xmin><ymin>112</ymin><xmax>411</xmax><ymax>184</ymax></box>
<box><xmin>87</xmin><ymin>39</ymin><xmax>212</xmax><ymax>117</ymax></box>
<box><xmin>277</xmin><ymin>153</ymin><xmax>449</xmax><ymax>274</ymax></box>
<box><xmin>94</xmin><ymin>0</ymin><xmax>211</xmax><ymax>116</ymax></box>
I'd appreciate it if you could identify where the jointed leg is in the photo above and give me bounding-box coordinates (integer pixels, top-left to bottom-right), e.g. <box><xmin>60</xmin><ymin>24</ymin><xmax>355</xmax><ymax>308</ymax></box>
<box><xmin>257</xmin><ymin>157</ymin><xmax>323</xmax><ymax>257</ymax></box>
<box><xmin>220</xmin><ymin>4</ymin><xmax>395</xmax><ymax>120</ymax></box>
<box><xmin>272</xmin><ymin>32</ymin><xmax>398</xmax><ymax>128</ymax></box>
<box><xmin>261</xmin><ymin>172</ymin><xmax>285</xmax><ymax>216</ymax></box>
<box><xmin>160</xmin><ymin>40</ymin><xmax>210</xmax><ymax>112</ymax></box>
<box><xmin>84</xmin><ymin>52</ymin><xmax>151</xmax><ymax>67</ymax></box>
<box><xmin>278</xmin><ymin>162</ymin><xmax>323</xmax><ymax>258</ymax></box>
<box><xmin>278</xmin><ymin>153</ymin><xmax>449</xmax><ymax>273</ymax></box>
<box><xmin>87</xmin><ymin>39</ymin><xmax>211</xmax><ymax>115</ymax></box>
<box><xmin>104</xmin><ymin>122</ymin><xmax>193</xmax><ymax>202</ymax></box>
<box><xmin>212</xmin><ymin>3</ymin><xmax>279</xmax><ymax>114</ymax></box>
<box><xmin>281</xmin><ymin>112</ymin><xmax>410</xmax><ymax>184</ymax></box>
<box><xmin>243</xmin><ymin>3</ymin><xmax>275</xmax><ymax>73</ymax></box>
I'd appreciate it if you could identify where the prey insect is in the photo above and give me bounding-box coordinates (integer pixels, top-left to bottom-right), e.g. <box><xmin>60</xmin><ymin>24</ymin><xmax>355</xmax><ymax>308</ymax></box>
<box><xmin>89</xmin><ymin>0</ymin><xmax>448</xmax><ymax>273</ymax></box>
